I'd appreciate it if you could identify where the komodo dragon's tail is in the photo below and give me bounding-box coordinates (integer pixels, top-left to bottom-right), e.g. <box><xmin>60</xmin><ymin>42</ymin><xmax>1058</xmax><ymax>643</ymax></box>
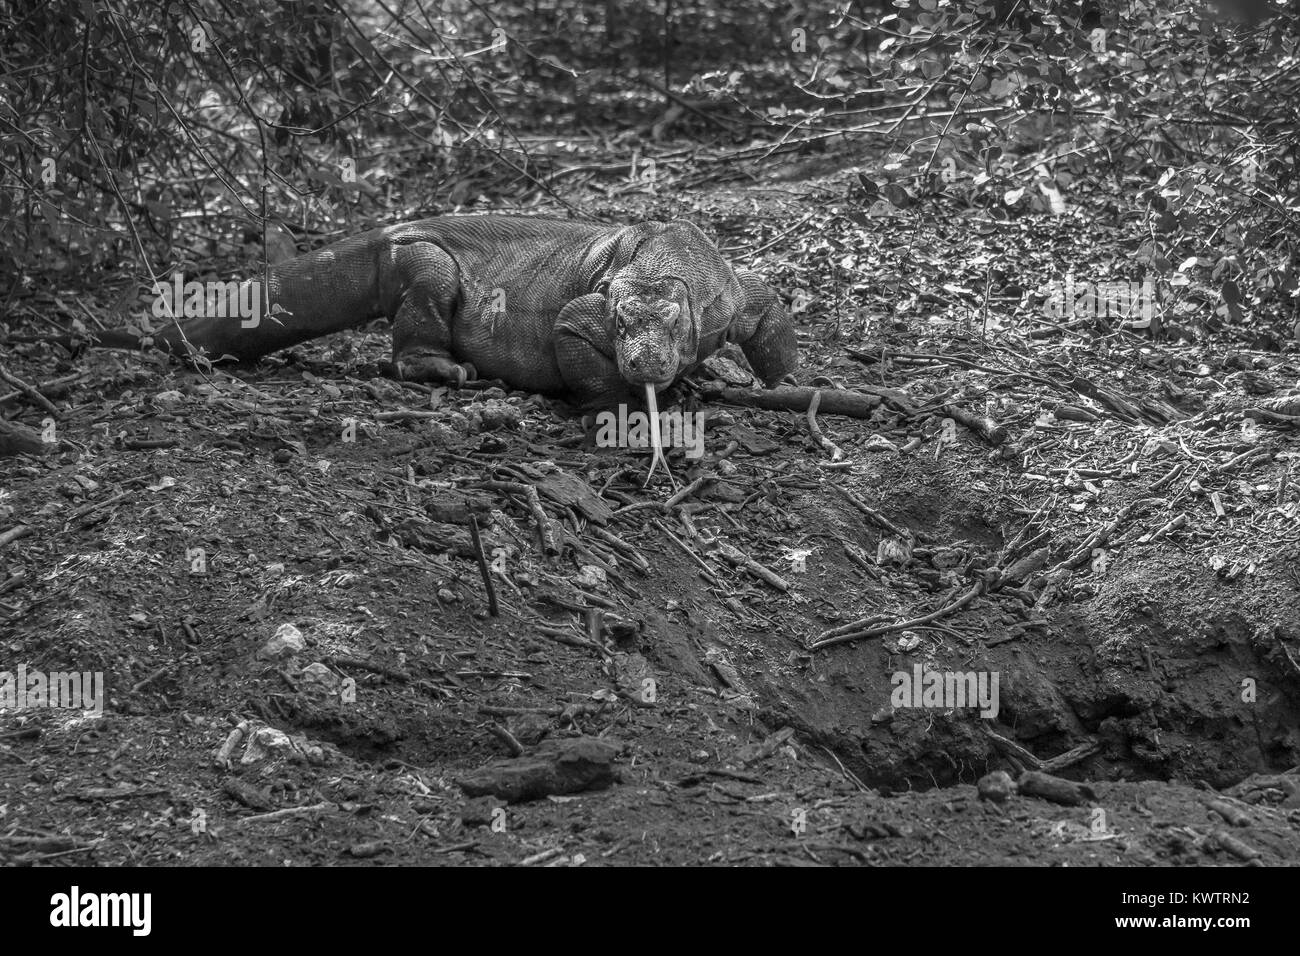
<box><xmin>88</xmin><ymin>230</ymin><xmax>387</xmax><ymax>364</ymax></box>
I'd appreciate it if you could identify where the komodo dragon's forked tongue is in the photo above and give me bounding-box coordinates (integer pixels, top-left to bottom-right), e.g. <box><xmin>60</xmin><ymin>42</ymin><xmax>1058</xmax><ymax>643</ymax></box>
<box><xmin>642</xmin><ymin>383</ymin><xmax>678</xmax><ymax>491</ymax></box>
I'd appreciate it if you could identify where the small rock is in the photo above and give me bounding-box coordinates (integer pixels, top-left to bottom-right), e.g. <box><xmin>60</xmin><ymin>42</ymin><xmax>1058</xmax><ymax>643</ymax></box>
<box><xmin>300</xmin><ymin>662</ymin><xmax>340</xmax><ymax>694</ymax></box>
<box><xmin>427</xmin><ymin>421</ymin><xmax>461</xmax><ymax>445</ymax></box>
<box><xmin>57</xmin><ymin>482</ymin><xmax>87</xmax><ymax>500</ymax></box>
<box><xmin>456</xmin><ymin>737</ymin><xmax>623</xmax><ymax>804</ymax></box>
<box><xmin>259</xmin><ymin>623</ymin><xmax>305</xmax><ymax>661</ymax></box>
<box><xmin>241</xmin><ymin>727</ymin><xmax>293</xmax><ymax>764</ymax></box>
<box><xmin>571</xmin><ymin>565</ymin><xmax>606</xmax><ymax>589</ymax></box>
<box><xmin>864</xmin><ymin>434</ymin><xmax>899</xmax><ymax>453</ymax></box>
<box><xmin>240</xmin><ymin>727</ymin><xmax>333</xmax><ymax>766</ymax></box>
<box><xmin>978</xmin><ymin>770</ymin><xmax>1016</xmax><ymax>803</ymax></box>
<box><xmin>465</xmin><ymin>400</ymin><xmax>521</xmax><ymax>432</ymax></box>
<box><xmin>612</xmin><ymin>651</ymin><xmax>656</xmax><ymax>705</ymax></box>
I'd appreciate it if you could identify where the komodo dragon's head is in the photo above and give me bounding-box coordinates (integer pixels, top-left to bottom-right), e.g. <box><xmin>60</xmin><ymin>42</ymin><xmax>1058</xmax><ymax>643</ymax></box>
<box><xmin>601</xmin><ymin>221</ymin><xmax>728</xmax><ymax>391</ymax></box>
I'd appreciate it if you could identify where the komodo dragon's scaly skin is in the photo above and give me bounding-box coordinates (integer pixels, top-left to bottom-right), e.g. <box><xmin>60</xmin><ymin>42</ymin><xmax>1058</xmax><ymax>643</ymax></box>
<box><xmin>91</xmin><ymin>215</ymin><xmax>799</xmax><ymax>407</ymax></box>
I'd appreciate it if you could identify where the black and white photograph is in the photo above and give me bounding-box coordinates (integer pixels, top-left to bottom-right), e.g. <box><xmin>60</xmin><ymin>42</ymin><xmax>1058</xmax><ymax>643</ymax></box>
<box><xmin>0</xmin><ymin>0</ymin><xmax>1295</xmax><ymax>921</ymax></box>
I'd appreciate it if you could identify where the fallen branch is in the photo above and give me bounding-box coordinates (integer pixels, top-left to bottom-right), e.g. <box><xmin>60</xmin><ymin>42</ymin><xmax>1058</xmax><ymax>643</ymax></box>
<box><xmin>651</xmin><ymin>519</ymin><xmax>718</xmax><ymax>581</ymax></box>
<box><xmin>1040</xmin><ymin>739</ymin><xmax>1103</xmax><ymax>773</ymax></box>
<box><xmin>809</xmin><ymin>580</ymin><xmax>985</xmax><ymax>650</ymax></box>
<box><xmin>468</xmin><ymin>514</ymin><xmax>499</xmax><ymax>617</ymax></box>
<box><xmin>590</xmin><ymin>525</ymin><xmax>651</xmax><ymax>575</ymax></box>
<box><xmin>830</xmin><ymin>484</ymin><xmax>908</xmax><ymax>539</ymax></box>
<box><xmin>983</xmin><ymin>727</ymin><xmax>1043</xmax><ymax>770</ymax></box>
<box><xmin>699</xmin><ymin>381</ymin><xmax>1009</xmax><ymax>446</ymax></box>
<box><xmin>238</xmin><ymin>802</ymin><xmax>336</xmax><ymax>826</ymax></box>
<box><xmin>807</xmin><ymin>390</ymin><xmax>846</xmax><ymax>462</ymax></box>
<box><xmin>810</xmin><ymin>544</ymin><xmax>1048</xmax><ymax>651</ymax></box>
<box><xmin>713</xmin><ymin>541</ymin><xmax>789</xmax><ymax>592</ymax></box>
<box><xmin>0</xmin><ymin>420</ymin><xmax>46</xmax><ymax>458</ymax></box>
<box><xmin>0</xmin><ymin>366</ymin><xmax>59</xmax><ymax>416</ymax></box>
<box><xmin>468</xmin><ymin>480</ymin><xmax>557</xmax><ymax>554</ymax></box>
<box><xmin>664</xmin><ymin>473</ymin><xmax>716</xmax><ymax>509</ymax></box>
<box><xmin>487</xmin><ymin>723</ymin><xmax>525</xmax><ymax>757</ymax></box>
<box><xmin>699</xmin><ymin>382</ymin><xmax>882</xmax><ymax>418</ymax></box>
<box><xmin>1033</xmin><ymin>498</ymin><xmax>1162</xmax><ymax>606</ymax></box>
<box><xmin>0</xmin><ymin>525</ymin><xmax>33</xmax><ymax>550</ymax></box>
<box><xmin>941</xmin><ymin>403</ymin><xmax>1008</xmax><ymax>447</ymax></box>
<box><xmin>1042</xmin><ymin>497</ymin><xmax>1161</xmax><ymax>579</ymax></box>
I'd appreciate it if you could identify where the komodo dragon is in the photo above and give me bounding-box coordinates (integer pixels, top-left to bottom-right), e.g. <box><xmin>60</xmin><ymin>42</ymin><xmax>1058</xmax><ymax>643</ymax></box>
<box><xmin>85</xmin><ymin>215</ymin><xmax>800</xmax><ymax>480</ymax></box>
<box><xmin>89</xmin><ymin>215</ymin><xmax>798</xmax><ymax>401</ymax></box>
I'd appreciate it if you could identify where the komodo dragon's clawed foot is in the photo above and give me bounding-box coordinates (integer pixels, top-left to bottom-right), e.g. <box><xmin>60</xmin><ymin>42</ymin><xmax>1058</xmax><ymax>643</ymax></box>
<box><xmin>391</xmin><ymin>350</ymin><xmax>477</xmax><ymax>388</ymax></box>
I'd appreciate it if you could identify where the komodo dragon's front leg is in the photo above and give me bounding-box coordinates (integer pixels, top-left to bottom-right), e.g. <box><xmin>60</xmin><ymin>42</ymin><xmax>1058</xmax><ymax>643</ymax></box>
<box><xmin>553</xmin><ymin>293</ymin><xmax>628</xmax><ymax>408</ymax></box>
<box><xmin>728</xmin><ymin>270</ymin><xmax>799</xmax><ymax>387</ymax></box>
<box><xmin>385</xmin><ymin>242</ymin><xmax>478</xmax><ymax>386</ymax></box>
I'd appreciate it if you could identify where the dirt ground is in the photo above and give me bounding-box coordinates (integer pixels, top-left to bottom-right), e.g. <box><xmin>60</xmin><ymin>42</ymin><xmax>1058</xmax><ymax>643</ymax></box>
<box><xmin>3</xmin><ymin>155</ymin><xmax>1300</xmax><ymax>866</ymax></box>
